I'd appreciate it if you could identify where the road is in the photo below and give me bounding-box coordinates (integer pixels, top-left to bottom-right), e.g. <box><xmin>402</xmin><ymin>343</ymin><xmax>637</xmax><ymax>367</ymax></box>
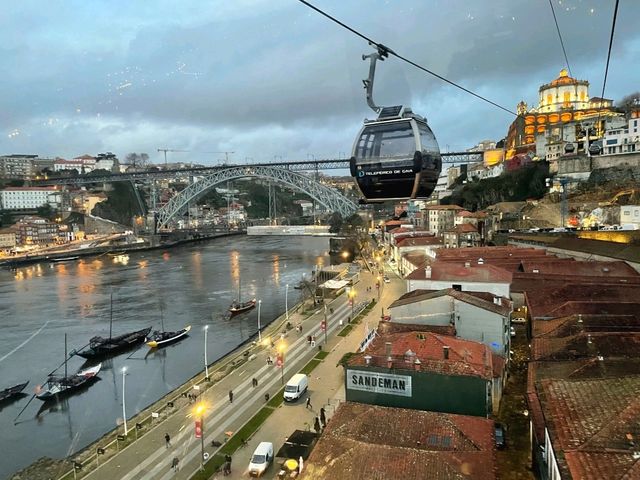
<box><xmin>86</xmin><ymin>264</ymin><xmax>405</xmax><ymax>480</ymax></box>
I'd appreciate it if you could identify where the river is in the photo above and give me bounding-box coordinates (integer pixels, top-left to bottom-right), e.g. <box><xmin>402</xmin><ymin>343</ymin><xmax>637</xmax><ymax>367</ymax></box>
<box><xmin>0</xmin><ymin>235</ymin><xmax>329</xmax><ymax>479</ymax></box>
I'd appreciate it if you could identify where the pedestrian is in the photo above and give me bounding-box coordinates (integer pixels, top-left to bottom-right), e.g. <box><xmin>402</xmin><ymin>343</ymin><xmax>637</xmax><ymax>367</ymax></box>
<box><xmin>264</xmin><ymin>393</ymin><xmax>270</xmax><ymax>402</ymax></box>
<box><xmin>165</xmin><ymin>433</ymin><xmax>171</xmax><ymax>448</ymax></box>
<box><xmin>314</xmin><ymin>416</ymin><xmax>321</xmax><ymax>433</ymax></box>
<box><xmin>223</xmin><ymin>460</ymin><xmax>231</xmax><ymax>475</ymax></box>
<box><xmin>320</xmin><ymin>407</ymin><xmax>326</xmax><ymax>427</ymax></box>
<box><xmin>171</xmin><ymin>456</ymin><xmax>179</xmax><ymax>472</ymax></box>
<box><xmin>306</xmin><ymin>396</ymin><xmax>312</xmax><ymax>409</ymax></box>
<box><xmin>307</xmin><ymin>335</ymin><xmax>312</xmax><ymax>345</ymax></box>
<box><xmin>225</xmin><ymin>454</ymin><xmax>232</xmax><ymax>466</ymax></box>
<box><xmin>266</xmin><ymin>356</ymin><xmax>271</xmax><ymax>365</ymax></box>
<box><xmin>228</xmin><ymin>390</ymin><xmax>233</xmax><ymax>403</ymax></box>
<box><xmin>252</xmin><ymin>377</ymin><xmax>258</xmax><ymax>387</ymax></box>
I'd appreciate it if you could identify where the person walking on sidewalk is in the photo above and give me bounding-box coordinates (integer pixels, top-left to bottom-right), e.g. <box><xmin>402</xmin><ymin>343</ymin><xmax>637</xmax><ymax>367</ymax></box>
<box><xmin>165</xmin><ymin>433</ymin><xmax>171</xmax><ymax>448</ymax></box>
<box><xmin>228</xmin><ymin>390</ymin><xmax>234</xmax><ymax>403</ymax></box>
<box><xmin>171</xmin><ymin>456</ymin><xmax>179</xmax><ymax>472</ymax></box>
<box><xmin>314</xmin><ymin>416</ymin><xmax>321</xmax><ymax>434</ymax></box>
<box><xmin>252</xmin><ymin>377</ymin><xmax>258</xmax><ymax>387</ymax></box>
<box><xmin>306</xmin><ymin>396</ymin><xmax>312</xmax><ymax>409</ymax></box>
<box><xmin>320</xmin><ymin>407</ymin><xmax>327</xmax><ymax>427</ymax></box>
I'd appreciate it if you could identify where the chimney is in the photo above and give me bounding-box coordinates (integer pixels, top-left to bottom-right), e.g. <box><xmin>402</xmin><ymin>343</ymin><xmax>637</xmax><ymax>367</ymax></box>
<box><xmin>425</xmin><ymin>266</ymin><xmax>432</xmax><ymax>278</ymax></box>
<box><xmin>443</xmin><ymin>346</ymin><xmax>450</xmax><ymax>359</ymax></box>
<box><xmin>385</xmin><ymin>342</ymin><xmax>392</xmax><ymax>357</ymax></box>
<box><xmin>493</xmin><ymin>296</ymin><xmax>502</xmax><ymax>306</ymax></box>
<box><xmin>478</xmin><ymin>257</ymin><xmax>484</xmax><ymax>265</ymax></box>
<box><xmin>364</xmin><ymin>355</ymin><xmax>372</xmax><ymax>365</ymax></box>
<box><xmin>414</xmin><ymin>358</ymin><xmax>421</xmax><ymax>371</ymax></box>
<box><xmin>387</xmin><ymin>356</ymin><xmax>393</xmax><ymax>369</ymax></box>
<box><xmin>464</xmin><ymin>261</ymin><xmax>471</xmax><ymax>268</ymax></box>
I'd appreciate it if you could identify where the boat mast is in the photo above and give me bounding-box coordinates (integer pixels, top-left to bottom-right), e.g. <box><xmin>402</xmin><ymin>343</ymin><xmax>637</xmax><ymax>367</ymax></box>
<box><xmin>109</xmin><ymin>291</ymin><xmax>113</xmax><ymax>340</ymax></box>
<box><xmin>64</xmin><ymin>333</ymin><xmax>68</xmax><ymax>378</ymax></box>
<box><xmin>160</xmin><ymin>303</ymin><xmax>165</xmax><ymax>332</ymax></box>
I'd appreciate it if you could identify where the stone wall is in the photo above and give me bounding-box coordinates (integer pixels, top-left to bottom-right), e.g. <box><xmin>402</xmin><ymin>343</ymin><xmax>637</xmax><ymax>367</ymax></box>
<box><xmin>588</xmin><ymin>165</ymin><xmax>640</xmax><ymax>186</ymax></box>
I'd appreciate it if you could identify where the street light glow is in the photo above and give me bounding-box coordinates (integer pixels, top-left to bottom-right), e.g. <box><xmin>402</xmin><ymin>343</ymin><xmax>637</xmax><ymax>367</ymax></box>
<box><xmin>121</xmin><ymin>366</ymin><xmax>127</xmax><ymax>374</ymax></box>
<box><xmin>194</xmin><ymin>403</ymin><xmax>206</xmax><ymax>417</ymax></box>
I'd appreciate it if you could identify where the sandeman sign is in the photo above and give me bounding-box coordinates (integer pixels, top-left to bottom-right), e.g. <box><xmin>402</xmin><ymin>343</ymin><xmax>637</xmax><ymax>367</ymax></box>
<box><xmin>346</xmin><ymin>369</ymin><xmax>412</xmax><ymax>397</ymax></box>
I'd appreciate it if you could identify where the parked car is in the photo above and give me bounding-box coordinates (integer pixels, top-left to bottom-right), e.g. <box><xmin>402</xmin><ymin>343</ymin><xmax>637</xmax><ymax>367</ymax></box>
<box><xmin>495</xmin><ymin>423</ymin><xmax>506</xmax><ymax>449</ymax></box>
<box><xmin>383</xmin><ymin>276</ymin><xmax>390</xmax><ymax>283</ymax></box>
<box><xmin>510</xmin><ymin>326</ymin><xmax>516</xmax><ymax>337</ymax></box>
<box><xmin>248</xmin><ymin>442</ymin><xmax>274</xmax><ymax>477</ymax></box>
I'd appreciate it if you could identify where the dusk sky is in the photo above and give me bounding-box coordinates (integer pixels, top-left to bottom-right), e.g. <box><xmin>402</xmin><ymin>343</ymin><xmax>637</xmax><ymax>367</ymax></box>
<box><xmin>1</xmin><ymin>0</ymin><xmax>639</xmax><ymax>165</ymax></box>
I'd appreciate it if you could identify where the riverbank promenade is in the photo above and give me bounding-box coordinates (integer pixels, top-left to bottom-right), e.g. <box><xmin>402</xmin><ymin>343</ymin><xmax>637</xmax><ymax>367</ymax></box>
<box><xmin>84</xmin><ymin>267</ymin><xmax>403</xmax><ymax>480</ymax></box>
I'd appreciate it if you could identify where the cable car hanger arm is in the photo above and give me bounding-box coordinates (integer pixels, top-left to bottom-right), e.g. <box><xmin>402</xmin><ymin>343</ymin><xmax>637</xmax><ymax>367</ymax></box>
<box><xmin>362</xmin><ymin>44</ymin><xmax>393</xmax><ymax>114</ymax></box>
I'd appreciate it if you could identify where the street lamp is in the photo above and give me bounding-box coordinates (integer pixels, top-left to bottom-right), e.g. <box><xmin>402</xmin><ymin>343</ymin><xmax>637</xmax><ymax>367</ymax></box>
<box><xmin>349</xmin><ymin>289</ymin><xmax>356</xmax><ymax>321</ymax></box>
<box><xmin>121</xmin><ymin>367</ymin><xmax>128</xmax><ymax>436</ymax></box>
<box><xmin>341</xmin><ymin>251</ymin><xmax>349</xmax><ymax>261</ymax></box>
<box><xmin>257</xmin><ymin>299</ymin><xmax>262</xmax><ymax>342</ymax></box>
<box><xmin>285</xmin><ymin>284</ymin><xmax>289</xmax><ymax>321</ymax></box>
<box><xmin>194</xmin><ymin>403</ymin><xmax>206</xmax><ymax>470</ymax></box>
<box><xmin>204</xmin><ymin>325</ymin><xmax>209</xmax><ymax>381</ymax></box>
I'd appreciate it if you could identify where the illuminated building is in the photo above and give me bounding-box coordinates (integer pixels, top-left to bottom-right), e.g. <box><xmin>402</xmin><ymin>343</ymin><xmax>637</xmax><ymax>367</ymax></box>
<box><xmin>505</xmin><ymin>69</ymin><xmax>619</xmax><ymax>168</ymax></box>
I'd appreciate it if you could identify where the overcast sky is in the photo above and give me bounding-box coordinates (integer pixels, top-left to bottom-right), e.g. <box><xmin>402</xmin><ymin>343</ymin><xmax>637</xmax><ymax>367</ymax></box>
<box><xmin>1</xmin><ymin>0</ymin><xmax>638</xmax><ymax>165</ymax></box>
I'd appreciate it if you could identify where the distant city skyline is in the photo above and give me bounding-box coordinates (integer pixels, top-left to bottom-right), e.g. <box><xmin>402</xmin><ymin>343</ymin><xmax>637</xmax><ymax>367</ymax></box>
<box><xmin>1</xmin><ymin>0</ymin><xmax>639</xmax><ymax>164</ymax></box>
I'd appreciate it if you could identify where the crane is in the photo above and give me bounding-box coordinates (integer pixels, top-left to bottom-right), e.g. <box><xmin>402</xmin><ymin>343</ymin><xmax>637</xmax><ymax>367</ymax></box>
<box><xmin>156</xmin><ymin>148</ymin><xmax>235</xmax><ymax>165</ymax></box>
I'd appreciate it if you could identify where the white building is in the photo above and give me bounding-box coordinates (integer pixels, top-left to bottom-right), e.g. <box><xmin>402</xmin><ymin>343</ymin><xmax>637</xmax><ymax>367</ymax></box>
<box><xmin>0</xmin><ymin>187</ymin><xmax>60</xmax><ymax>210</ymax></box>
<box><xmin>620</xmin><ymin>205</ymin><xmax>640</xmax><ymax>228</ymax></box>
<box><xmin>423</xmin><ymin>205</ymin><xmax>464</xmax><ymax>235</ymax></box>
<box><xmin>405</xmin><ymin>261</ymin><xmax>512</xmax><ymax>298</ymax></box>
<box><xmin>54</xmin><ymin>156</ymin><xmax>96</xmax><ymax>173</ymax></box>
<box><xmin>604</xmin><ymin>117</ymin><xmax>640</xmax><ymax>155</ymax></box>
<box><xmin>388</xmin><ymin>288</ymin><xmax>512</xmax><ymax>358</ymax></box>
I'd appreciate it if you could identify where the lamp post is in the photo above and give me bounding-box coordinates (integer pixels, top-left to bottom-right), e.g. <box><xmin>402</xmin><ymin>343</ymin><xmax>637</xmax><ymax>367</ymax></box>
<box><xmin>121</xmin><ymin>367</ymin><xmax>128</xmax><ymax>436</ymax></box>
<box><xmin>257</xmin><ymin>299</ymin><xmax>262</xmax><ymax>342</ymax></box>
<box><xmin>204</xmin><ymin>325</ymin><xmax>209</xmax><ymax>381</ymax></box>
<box><xmin>376</xmin><ymin>276</ymin><xmax>381</xmax><ymax>301</ymax></box>
<box><xmin>349</xmin><ymin>289</ymin><xmax>356</xmax><ymax>321</ymax></box>
<box><xmin>285</xmin><ymin>284</ymin><xmax>289</xmax><ymax>321</ymax></box>
<box><xmin>194</xmin><ymin>403</ymin><xmax>206</xmax><ymax>470</ymax></box>
<box><xmin>323</xmin><ymin>303</ymin><xmax>328</xmax><ymax>345</ymax></box>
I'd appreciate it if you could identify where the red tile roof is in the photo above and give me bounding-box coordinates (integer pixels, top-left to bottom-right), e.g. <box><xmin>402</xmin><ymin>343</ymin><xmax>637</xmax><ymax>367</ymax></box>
<box><xmin>396</xmin><ymin>236</ymin><xmax>443</xmax><ymax>248</ymax></box>
<box><xmin>348</xmin><ymin>331</ymin><xmax>504</xmax><ymax>380</ymax></box>
<box><xmin>532</xmin><ymin>314</ymin><xmax>640</xmax><ymax>338</ymax></box>
<box><xmin>525</xmin><ymin>284</ymin><xmax>640</xmax><ymax>319</ymax></box>
<box><xmin>389</xmin><ymin>288</ymin><xmax>512</xmax><ymax>316</ymax></box>
<box><xmin>512</xmin><ymin>273</ymin><xmax>640</xmax><ymax>294</ymax></box>
<box><xmin>402</xmin><ymin>251</ymin><xmax>430</xmax><ymax>268</ymax></box>
<box><xmin>536</xmin><ymin>377</ymin><xmax>640</xmax><ymax>479</ymax></box>
<box><xmin>456</xmin><ymin>210</ymin><xmax>475</xmax><ymax>217</ymax></box>
<box><xmin>424</xmin><ymin>204</ymin><xmax>465</xmax><ymax>211</ymax></box>
<box><xmin>520</xmin><ymin>259</ymin><xmax>639</xmax><ymax>277</ymax></box>
<box><xmin>532</xmin><ymin>332</ymin><xmax>640</xmax><ymax>361</ymax></box>
<box><xmin>299</xmin><ymin>402</ymin><xmax>497</xmax><ymax>480</ymax></box>
<box><xmin>389</xmin><ymin>227</ymin><xmax>414</xmax><ymax>235</ymax></box>
<box><xmin>406</xmin><ymin>262</ymin><xmax>513</xmax><ymax>284</ymax></box>
<box><xmin>448</xmin><ymin>223</ymin><xmax>479</xmax><ymax>234</ymax></box>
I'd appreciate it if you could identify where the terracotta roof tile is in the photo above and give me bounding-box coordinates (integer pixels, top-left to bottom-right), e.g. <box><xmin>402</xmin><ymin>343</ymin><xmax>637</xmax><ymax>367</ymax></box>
<box><xmin>532</xmin><ymin>332</ymin><xmax>640</xmax><ymax>361</ymax></box>
<box><xmin>348</xmin><ymin>331</ymin><xmax>503</xmax><ymax>380</ymax></box>
<box><xmin>396</xmin><ymin>236</ymin><xmax>443</xmax><ymax>248</ymax></box>
<box><xmin>536</xmin><ymin>377</ymin><xmax>640</xmax><ymax>479</ymax></box>
<box><xmin>520</xmin><ymin>260</ymin><xmax>639</xmax><ymax>277</ymax></box>
<box><xmin>406</xmin><ymin>262</ymin><xmax>512</xmax><ymax>284</ymax></box>
<box><xmin>299</xmin><ymin>402</ymin><xmax>497</xmax><ymax>480</ymax></box>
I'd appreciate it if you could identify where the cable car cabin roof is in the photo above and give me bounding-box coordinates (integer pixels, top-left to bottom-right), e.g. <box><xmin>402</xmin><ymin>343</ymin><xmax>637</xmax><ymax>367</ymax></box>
<box><xmin>363</xmin><ymin>105</ymin><xmax>428</xmax><ymax>124</ymax></box>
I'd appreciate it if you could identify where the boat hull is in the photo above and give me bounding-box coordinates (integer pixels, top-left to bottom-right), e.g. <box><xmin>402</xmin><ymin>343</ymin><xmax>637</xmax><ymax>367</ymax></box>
<box><xmin>229</xmin><ymin>299</ymin><xmax>256</xmax><ymax>316</ymax></box>
<box><xmin>0</xmin><ymin>381</ymin><xmax>29</xmax><ymax>403</ymax></box>
<box><xmin>75</xmin><ymin>327</ymin><xmax>152</xmax><ymax>360</ymax></box>
<box><xmin>146</xmin><ymin>326</ymin><xmax>191</xmax><ymax>348</ymax></box>
<box><xmin>36</xmin><ymin>364</ymin><xmax>101</xmax><ymax>402</ymax></box>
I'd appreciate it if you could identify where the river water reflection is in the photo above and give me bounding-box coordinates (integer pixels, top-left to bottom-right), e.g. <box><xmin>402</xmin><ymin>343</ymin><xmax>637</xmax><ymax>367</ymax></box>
<box><xmin>0</xmin><ymin>235</ymin><xmax>328</xmax><ymax>478</ymax></box>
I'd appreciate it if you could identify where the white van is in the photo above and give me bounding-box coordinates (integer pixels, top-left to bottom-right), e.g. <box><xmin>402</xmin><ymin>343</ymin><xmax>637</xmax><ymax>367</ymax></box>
<box><xmin>283</xmin><ymin>373</ymin><xmax>308</xmax><ymax>402</ymax></box>
<box><xmin>248</xmin><ymin>441</ymin><xmax>274</xmax><ymax>477</ymax></box>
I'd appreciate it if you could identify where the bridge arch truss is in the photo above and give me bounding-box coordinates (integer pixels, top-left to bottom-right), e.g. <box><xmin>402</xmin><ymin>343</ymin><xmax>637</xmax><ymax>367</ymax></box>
<box><xmin>155</xmin><ymin>165</ymin><xmax>359</xmax><ymax>230</ymax></box>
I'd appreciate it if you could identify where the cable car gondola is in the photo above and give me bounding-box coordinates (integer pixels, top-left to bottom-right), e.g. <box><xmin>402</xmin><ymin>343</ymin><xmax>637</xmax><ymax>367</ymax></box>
<box><xmin>350</xmin><ymin>47</ymin><xmax>442</xmax><ymax>202</ymax></box>
<box><xmin>564</xmin><ymin>142</ymin><xmax>575</xmax><ymax>154</ymax></box>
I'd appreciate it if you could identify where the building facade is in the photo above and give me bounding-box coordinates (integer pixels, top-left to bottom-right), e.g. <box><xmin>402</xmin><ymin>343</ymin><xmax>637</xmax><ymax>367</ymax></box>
<box><xmin>0</xmin><ymin>228</ymin><xmax>17</xmax><ymax>252</ymax></box>
<box><xmin>16</xmin><ymin>216</ymin><xmax>59</xmax><ymax>245</ymax></box>
<box><xmin>620</xmin><ymin>205</ymin><xmax>640</xmax><ymax>228</ymax></box>
<box><xmin>604</xmin><ymin>115</ymin><xmax>640</xmax><ymax>155</ymax></box>
<box><xmin>423</xmin><ymin>205</ymin><xmax>464</xmax><ymax>235</ymax></box>
<box><xmin>0</xmin><ymin>187</ymin><xmax>60</xmax><ymax>210</ymax></box>
<box><xmin>0</xmin><ymin>154</ymin><xmax>37</xmax><ymax>179</ymax></box>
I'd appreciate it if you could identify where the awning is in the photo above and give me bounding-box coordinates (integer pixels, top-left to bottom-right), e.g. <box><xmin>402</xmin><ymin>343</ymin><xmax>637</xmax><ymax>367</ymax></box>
<box><xmin>320</xmin><ymin>279</ymin><xmax>350</xmax><ymax>289</ymax></box>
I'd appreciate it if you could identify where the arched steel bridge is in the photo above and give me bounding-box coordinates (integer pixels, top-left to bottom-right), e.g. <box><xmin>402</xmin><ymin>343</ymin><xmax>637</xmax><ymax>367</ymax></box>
<box><xmin>35</xmin><ymin>152</ymin><xmax>483</xmax><ymax>186</ymax></box>
<box><xmin>155</xmin><ymin>165</ymin><xmax>359</xmax><ymax>230</ymax></box>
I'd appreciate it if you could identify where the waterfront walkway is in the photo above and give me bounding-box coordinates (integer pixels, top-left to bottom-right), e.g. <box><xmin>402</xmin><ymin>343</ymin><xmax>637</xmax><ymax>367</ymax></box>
<box><xmin>86</xmin><ymin>268</ymin><xmax>403</xmax><ymax>480</ymax></box>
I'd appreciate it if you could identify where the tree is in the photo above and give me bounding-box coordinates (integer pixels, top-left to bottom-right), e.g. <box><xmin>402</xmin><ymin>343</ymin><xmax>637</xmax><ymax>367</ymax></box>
<box><xmin>618</xmin><ymin>92</ymin><xmax>640</xmax><ymax>112</ymax></box>
<box><xmin>0</xmin><ymin>209</ymin><xmax>13</xmax><ymax>227</ymax></box>
<box><xmin>125</xmin><ymin>153</ymin><xmax>150</xmax><ymax>168</ymax></box>
<box><xmin>36</xmin><ymin>204</ymin><xmax>55</xmax><ymax>220</ymax></box>
<box><xmin>328</xmin><ymin>212</ymin><xmax>343</xmax><ymax>233</ymax></box>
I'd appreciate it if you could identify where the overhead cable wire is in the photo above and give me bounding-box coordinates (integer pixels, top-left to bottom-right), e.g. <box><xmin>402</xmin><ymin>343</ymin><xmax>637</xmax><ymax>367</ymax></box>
<box><xmin>548</xmin><ymin>0</ymin><xmax>573</xmax><ymax>77</ymax></box>
<box><xmin>600</xmin><ymin>0</ymin><xmax>620</xmax><ymax>101</ymax></box>
<box><xmin>295</xmin><ymin>0</ymin><xmax>517</xmax><ymax>117</ymax></box>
